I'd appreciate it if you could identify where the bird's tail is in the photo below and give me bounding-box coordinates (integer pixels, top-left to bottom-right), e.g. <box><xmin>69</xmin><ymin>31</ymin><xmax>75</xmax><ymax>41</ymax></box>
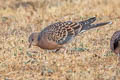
<box><xmin>79</xmin><ymin>17</ymin><xmax>112</xmax><ymax>32</ymax></box>
<box><xmin>82</xmin><ymin>21</ymin><xmax>112</xmax><ymax>30</ymax></box>
<box><xmin>79</xmin><ymin>17</ymin><xmax>96</xmax><ymax>25</ymax></box>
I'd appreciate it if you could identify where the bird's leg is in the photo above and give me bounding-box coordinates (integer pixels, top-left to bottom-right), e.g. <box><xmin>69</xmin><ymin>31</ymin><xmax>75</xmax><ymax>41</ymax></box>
<box><xmin>55</xmin><ymin>46</ymin><xmax>67</xmax><ymax>53</ymax></box>
<box><xmin>61</xmin><ymin>46</ymin><xmax>67</xmax><ymax>54</ymax></box>
<box><xmin>63</xmin><ymin>48</ymin><xmax>67</xmax><ymax>54</ymax></box>
<box><xmin>55</xmin><ymin>48</ymin><xmax>61</xmax><ymax>52</ymax></box>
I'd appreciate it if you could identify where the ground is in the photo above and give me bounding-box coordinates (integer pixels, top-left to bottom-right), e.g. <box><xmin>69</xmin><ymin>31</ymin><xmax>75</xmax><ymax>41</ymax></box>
<box><xmin>0</xmin><ymin>0</ymin><xmax>120</xmax><ymax>80</ymax></box>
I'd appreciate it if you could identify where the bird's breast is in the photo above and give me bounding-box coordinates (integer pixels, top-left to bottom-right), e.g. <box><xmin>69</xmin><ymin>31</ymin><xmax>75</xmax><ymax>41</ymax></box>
<box><xmin>38</xmin><ymin>37</ymin><xmax>63</xmax><ymax>50</ymax></box>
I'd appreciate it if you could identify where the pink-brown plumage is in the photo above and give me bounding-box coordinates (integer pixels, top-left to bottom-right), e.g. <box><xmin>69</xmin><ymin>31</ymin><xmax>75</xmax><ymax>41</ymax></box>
<box><xmin>28</xmin><ymin>17</ymin><xmax>112</xmax><ymax>52</ymax></box>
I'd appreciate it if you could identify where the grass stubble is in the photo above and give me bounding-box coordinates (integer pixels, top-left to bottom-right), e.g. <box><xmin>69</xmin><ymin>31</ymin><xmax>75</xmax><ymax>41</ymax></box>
<box><xmin>0</xmin><ymin>0</ymin><xmax>120</xmax><ymax>80</ymax></box>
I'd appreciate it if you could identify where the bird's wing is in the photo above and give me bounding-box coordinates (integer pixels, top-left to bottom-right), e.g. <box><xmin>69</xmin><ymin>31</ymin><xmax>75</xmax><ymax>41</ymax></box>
<box><xmin>41</xmin><ymin>21</ymin><xmax>81</xmax><ymax>45</ymax></box>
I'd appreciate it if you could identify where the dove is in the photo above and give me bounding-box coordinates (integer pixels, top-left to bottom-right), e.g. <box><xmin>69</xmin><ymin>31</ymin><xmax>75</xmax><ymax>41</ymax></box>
<box><xmin>28</xmin><ymin>17</ymin><xmax>112</xmax><ymax>52</ymax></box>
<box><xmin>110</xmin><ymin>30</ymin><xmax>120</xmax><ymax>56</ymax></box>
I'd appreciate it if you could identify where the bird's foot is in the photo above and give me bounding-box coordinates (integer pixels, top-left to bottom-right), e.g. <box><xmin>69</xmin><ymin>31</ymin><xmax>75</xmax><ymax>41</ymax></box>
<box><xmin>55</xmin><ymin>48</ymin><xmax>61</xmax><ymax>53</ymax></box>
<box><xmin>55</xmin><ymin>47</ymin><xmax>67</xmax><ymax>53</ymax></box>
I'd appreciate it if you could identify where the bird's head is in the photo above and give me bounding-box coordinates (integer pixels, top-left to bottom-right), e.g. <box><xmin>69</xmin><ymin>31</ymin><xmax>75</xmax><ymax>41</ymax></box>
<box><xmin>28</xmin><ymin>32</ymin><xmax>39</xmax><ymax>48</ymax></box>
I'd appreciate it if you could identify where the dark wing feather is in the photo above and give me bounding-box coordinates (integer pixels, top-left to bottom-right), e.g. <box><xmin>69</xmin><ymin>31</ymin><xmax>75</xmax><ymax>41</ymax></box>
<box><xmin>40</xmin><ymin>21</ymin><xmax>81</xmax><ymax>45</ymax></box>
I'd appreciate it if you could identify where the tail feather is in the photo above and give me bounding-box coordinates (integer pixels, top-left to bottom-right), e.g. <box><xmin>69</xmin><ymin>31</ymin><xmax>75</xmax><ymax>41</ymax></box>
<box><xmin>79</xmin><ymin>17</ymin><xmax>96</xmax><ymax>26</ymax></box>
<box><xmin>77</xmin><ymin>17</ymin><xmax>112</xmax><ymax>33</ymax></box>
<box><xmin>84</xmin><ymin>21</ymin><xmax>112</xmax><ymax>30</ymax></box>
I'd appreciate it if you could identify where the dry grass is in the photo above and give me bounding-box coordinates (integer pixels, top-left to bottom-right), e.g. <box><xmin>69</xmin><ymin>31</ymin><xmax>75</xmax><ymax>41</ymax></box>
<box><xmin>0</xmin><ymin>0</ymin><xmax>120</xmax><ymax>80</ymax></box>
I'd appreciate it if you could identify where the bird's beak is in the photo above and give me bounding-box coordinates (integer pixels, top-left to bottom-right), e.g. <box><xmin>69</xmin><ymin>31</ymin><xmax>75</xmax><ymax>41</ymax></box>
<box><xmin>29</xmin><ymin>42</ymin><xmax>32</xmax><ymax>48</ymax></box>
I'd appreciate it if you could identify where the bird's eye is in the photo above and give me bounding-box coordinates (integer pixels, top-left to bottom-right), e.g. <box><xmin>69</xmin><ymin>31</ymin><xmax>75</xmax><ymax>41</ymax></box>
<box><xmin>32</xmin><ymin>38</ymin><xmax>34</xmax><ymax>41</ymax></box>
